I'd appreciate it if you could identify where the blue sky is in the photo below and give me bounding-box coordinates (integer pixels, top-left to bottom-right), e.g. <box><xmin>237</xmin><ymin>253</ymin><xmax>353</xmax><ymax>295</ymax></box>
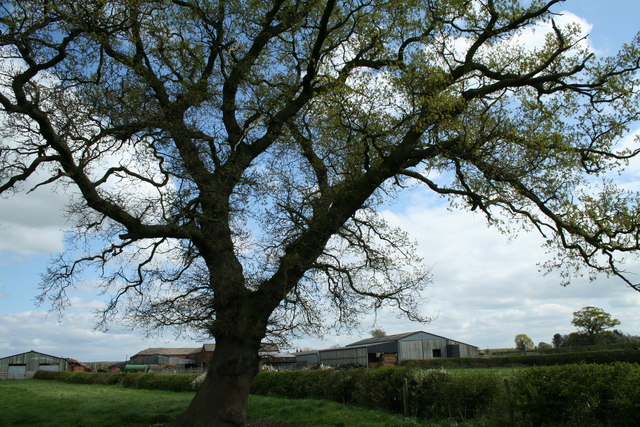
<box><xmin>1</xmin><ymin>0</ymin><xmax>640</xmax><ymax>362</ymax></box>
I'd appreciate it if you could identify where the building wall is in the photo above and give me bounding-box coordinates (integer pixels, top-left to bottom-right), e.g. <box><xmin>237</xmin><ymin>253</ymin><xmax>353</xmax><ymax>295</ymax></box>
<box><xmin>399</xmin><ymin>339</ymin><xmax>479</xmax><ymax>360</ymax></box>
<box><xmin>318</xmin><ymin>347</ymin><xmax>368</xmax><ymax>368</ymax></box>
<box><xmin>0</xmin><ymin>351</ymin><xmax>68</xmax><ymax>379</ymax></box>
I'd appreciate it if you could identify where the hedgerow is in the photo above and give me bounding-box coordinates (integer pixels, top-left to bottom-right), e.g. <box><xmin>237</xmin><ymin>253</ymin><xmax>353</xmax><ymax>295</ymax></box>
<box><xmin>34</xmin><ymin>362</ymin><xmax>640</xmax><ymax>425</ymax></box>
<box><xmin>399</xmin><ymin>349</ymin><xmax>640</xmax><ymax>369</ymax></box>
<box><xmin>252</xmin><ymin>367</ymin><xmax>501</xmax><ymax>420</ymax></box>
<box><xmin>33</xmin><ymin>370</ymin><xmax>200</xmax><ymax>392</ymax></box>
<box><xmin>252</xmin><ymin>363</ymin><xmax>640</xmax><ymax>424</ymax></box>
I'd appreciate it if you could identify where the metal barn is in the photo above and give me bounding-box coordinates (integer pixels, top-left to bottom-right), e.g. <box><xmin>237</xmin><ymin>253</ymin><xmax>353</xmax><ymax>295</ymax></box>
<box><xmin>0</xmin><ymin>350</ymin><xmax>68</xmax><ymax>379</ymax></box>
<box><xmin>318</xmin><ymin>346</ymin><xmax>368</xmax><ymax>368</ymax></box>
<box><xmin>318</xmin><ymin>331</ymin><xmax>479</xmax><ymax>368</ymax></box>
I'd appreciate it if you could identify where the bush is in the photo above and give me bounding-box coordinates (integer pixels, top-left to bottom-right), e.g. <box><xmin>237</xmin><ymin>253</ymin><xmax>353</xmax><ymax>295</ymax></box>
<box><xmin>509</xmin><ymin>363</ymin><xmax>640</xmax><ymax>426</ymax></box>
<box><xmin>399</xmin><ymin>348</ymin><xmax>640</xmax><ymax>369</ymax></box>
<box><xmin>252</xmin><ymin>367</ymin><xmax>500</xmax><ymax>421</ymax></box>
<box><xmin>33</xmin><ymin>370</ymin><xmax>200</xmax><ymax>392</ymax></box>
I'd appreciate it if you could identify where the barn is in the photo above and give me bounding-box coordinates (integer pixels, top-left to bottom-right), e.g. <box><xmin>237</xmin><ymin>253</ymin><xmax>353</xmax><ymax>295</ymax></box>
<box><xmin>0</xmin><ymin>350</ymin><xmax>69</xmax><ymax>379</ymax></box>
<box><xmin>316</xmin><ymin>331</ymin><xmax>479</xmax><ymax>368</ymax></box>
<box><xmin>129</xmin><ymin>346</ymin><xmax>205</xmax><ymax>370</ymax></box>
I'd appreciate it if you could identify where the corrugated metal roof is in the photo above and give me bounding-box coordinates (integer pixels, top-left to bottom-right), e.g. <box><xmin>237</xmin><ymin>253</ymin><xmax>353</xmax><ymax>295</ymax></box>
<box><xmin>346</xmin><ymin>331</ymin><xmax>425</xmax><ymax>347</ymax></box>
<box><xmin>294</xmin><ymin>350</ymin><xmax>319</xmax><ymax>356</ymax></box>
<box><xmin>347</xmin><ymin>331</ymin><xmax>479</xmax><ymax>349</ymax></box>
<box><xmin>133</xmin><ymin>347</ymin><xmax>200</xmax><ymax>357</ymax></box>
<box><xmin>0</xmin><ymin>350</ymin><xmax>67</xmax><ymax>361</ymax></box>
<box><xmin>202</xmin><ymin>344</ymin><xmax>216</xmax><ymax>352</ymax></box>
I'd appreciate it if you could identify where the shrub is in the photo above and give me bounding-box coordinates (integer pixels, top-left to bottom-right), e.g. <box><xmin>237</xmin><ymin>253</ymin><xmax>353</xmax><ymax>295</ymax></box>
<box><xmin>508</xmin><ymin>363</ymin><xmax>640</xmax><ymax>426</ymax></box>
<box><xmin>252</xmin><ymin>367</ymin><xmax>500</xmax><ymax>421</ymax></box>
<box><xmin>32</xmin><ymin>370</ymin><xmax>200</xmax><ymax>392</ymax></box>
<box><xmin>399</xmin><ymin>348</ymin><xmax>640</xmax><ymax>369</ymax></box>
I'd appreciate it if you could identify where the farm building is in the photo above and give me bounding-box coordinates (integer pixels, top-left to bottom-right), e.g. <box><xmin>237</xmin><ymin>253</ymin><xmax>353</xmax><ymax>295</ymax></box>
<box><xmin>259</xmin><ymin>351</ymin><xmax>297</xmax><ymax>371</ymax></box>
<box><xmin>129</xmin><ymin>342</ymin><xmax>290</xmax><ymax>371</ymax></box>
<box><xmin>129</xmin><ymin>345</ymin><xmax>211</xmax><ymax>370</ymax></box>
<box><xmin>0</xmin><ymin>350</ymin><xmax>89</xmax><ymax>379</ymax></box>
<box><xmin>294</xmin><ymin>350</ymin><xmax>320</xmax><ymax>369</ymax></box>
<box><xmin>316</xmin><ymin>331</ymin><xmax>479</xmax><ymax>368</ymax></box>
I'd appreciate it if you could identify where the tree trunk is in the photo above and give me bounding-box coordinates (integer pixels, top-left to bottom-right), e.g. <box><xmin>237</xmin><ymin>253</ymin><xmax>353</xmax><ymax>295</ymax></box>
<box><xmin>173</xmin><ymin>336</ymin><xmax>262</xmax><ymax>427</ymax></box>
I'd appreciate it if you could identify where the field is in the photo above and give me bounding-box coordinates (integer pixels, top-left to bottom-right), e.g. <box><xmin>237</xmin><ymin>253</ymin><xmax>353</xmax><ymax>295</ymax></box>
<box><xmin>0</xmin><ymin>379</ymin><xmax>484</xmax><ymax>427</ymax></box>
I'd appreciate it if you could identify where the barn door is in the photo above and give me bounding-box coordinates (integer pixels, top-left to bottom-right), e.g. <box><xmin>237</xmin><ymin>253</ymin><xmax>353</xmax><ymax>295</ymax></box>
<box><xmin>8</xmin><ymin>364</ymin><xmax>26</xmax><ymax>379</ymax></box>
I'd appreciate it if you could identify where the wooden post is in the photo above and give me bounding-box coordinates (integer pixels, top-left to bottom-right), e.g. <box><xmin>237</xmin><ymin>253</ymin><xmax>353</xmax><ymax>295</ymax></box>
<box><xmin>503</xmin><ymin>378</ymin><xmax>514</xmax><ymax>427</ymax></box>
<box><xmin>403</xmin><ymin>378</ymin><xmax>409</xmax><ymax>416</ymax></box>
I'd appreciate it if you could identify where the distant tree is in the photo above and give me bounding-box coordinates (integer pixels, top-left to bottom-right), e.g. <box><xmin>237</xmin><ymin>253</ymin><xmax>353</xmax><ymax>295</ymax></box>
<box><xmin>538</xmin><ymin>342</ymin><xmax>553</xmax><ymax>350</ymax></box>
<box><xmin>562</xmin><ymin>332</ymin><xmax>593</xmax><ymax>347</ymax></box>
<box><xmin>370</xmin><ymin>329</ymin><xmax>387</xmax><ymax>338</ymax></box>
<box><xmin>515</xmin><ymin>334</ymin><xmax>535</xmax><ymax>352</ymax></box>
<box><xmin>572</xmin><ymin>306</ymin><xmax>621</xmax><ymax>337</ymax></box>
<box><xmin>552</xmin><ymin>333</ymin><xmax>564</xmax><ymax>349</ymax></box>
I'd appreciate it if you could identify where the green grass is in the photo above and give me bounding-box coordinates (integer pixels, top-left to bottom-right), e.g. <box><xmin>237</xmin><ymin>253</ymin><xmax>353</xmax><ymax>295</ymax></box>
<box><xmin>0</xmin><ymin>379</ymin><xmax>192</xmax><ymax>426</ymax></box>
<box><xmin>0</xmin><ymin>379</ymin><xmax>488</xmax><ymax>426</ymax></box>
<box><xmin>248</xmin><ymin>395</ymin><xmax>488</xmax><ymax>427</ymax></box>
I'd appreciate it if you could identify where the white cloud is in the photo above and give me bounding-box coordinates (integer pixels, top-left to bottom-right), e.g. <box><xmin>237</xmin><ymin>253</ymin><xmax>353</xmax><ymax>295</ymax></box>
<box><xmin>519</xmin><ymin>11</ymin><xmax>594</xmax><ymax>52</ymax></box>
<box><xmin>0</xmin><ymin>169</ymin><xmax>71</xmax><ymax>255</ymax></box>
<box><xmin>294</xmin><ymin>187</ymin><xmax>640</xmax><ymax>351</ymax></box>
<box><xmin>0</xmin><ymin>301</ymin><xmax>204</xmax><ymax>362</ymax></box>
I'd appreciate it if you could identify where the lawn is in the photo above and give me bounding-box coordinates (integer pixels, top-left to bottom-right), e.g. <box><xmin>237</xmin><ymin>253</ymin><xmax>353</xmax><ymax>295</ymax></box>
<box><xmin>0</xmin><ymin>379</ymin><xmax>487</xmax><ymax>426</ymax></box>
<box><xmin>0</xmin><ymin>379</ymin><xmax>191</xmax><ymax>426</ymax></box>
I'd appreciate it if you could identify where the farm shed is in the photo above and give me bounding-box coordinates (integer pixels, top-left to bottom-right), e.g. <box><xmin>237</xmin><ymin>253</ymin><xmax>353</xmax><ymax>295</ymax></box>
<box><xmin>259</xmin><ymin>351</ymin><xmax>297</xmax><ymax>371</ymax></box>
<box><xmin>130</xmin><ymin>347</ymin><xmax>203</xmax><ymax>368</ymax></box>
<box><xmin>318</xmin><ymin>346</ymin><xmax>368</xmax><ymax>368</ymax></box>
<box><xmin>130</xmin><ymin>342</ymin><xmax>280</xmax><ymax>370</ymax></box>
<box><xmin>343</xmin><ymin>331</ymin><xmax>479</xmax><ymax>367</ymax></box>
<box><xmin>0</xmin><ymin>350</ymin><xmax>68</xmax><ymax>379</ymax></box>
<box><xmin>294</xmin><ymin>350</ymin><xmax>320</xmax><ymax>369</ymax></box>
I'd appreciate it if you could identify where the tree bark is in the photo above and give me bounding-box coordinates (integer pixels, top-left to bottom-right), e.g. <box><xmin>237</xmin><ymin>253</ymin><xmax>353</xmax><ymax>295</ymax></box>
<box><xmin>173</xmin><ymin>336</ymin><xmax>262</xmax><ymax>427</ymax></box>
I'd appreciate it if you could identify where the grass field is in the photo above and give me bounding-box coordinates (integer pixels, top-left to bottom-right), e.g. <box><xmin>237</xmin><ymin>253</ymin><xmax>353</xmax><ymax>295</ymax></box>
<box><xmin>0</xmin><ymin>379</ymin><xmax>487</xmax><ymax>426</ymax></box>
<box><xmin>0</xmin><ymin>379</ymin><xmax>191</xmax><ymax>426</ymax></box>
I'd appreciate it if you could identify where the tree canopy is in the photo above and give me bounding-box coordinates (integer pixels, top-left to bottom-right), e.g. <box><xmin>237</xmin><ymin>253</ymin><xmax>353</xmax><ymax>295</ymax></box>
<box><xmin>515</xmin><ymin>333</ymin><xmax>534</xmax><ymax>351</ymax></box>
<box><xmin>571</xmin><ymin>306</ymin><xmax>621</xmax><ymax>336</ymax></box>
<box><xmin>1</xmin><ymin>1</ymin><xmax>639</xmax><ymax>425</ymax></box>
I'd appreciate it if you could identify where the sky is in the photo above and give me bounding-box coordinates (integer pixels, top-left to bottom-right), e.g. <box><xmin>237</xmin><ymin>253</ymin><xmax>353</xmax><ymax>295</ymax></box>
<box><xmin>1</xmin><ymin>0</ymin><xmax>640</xmax><ymax>362</ymax></box>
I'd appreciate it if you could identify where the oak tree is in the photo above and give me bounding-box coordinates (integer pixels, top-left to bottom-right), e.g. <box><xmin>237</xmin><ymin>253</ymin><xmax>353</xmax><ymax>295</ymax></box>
<box><xmin>1</xmin><ymin>1</ymin><xmax>640</xmax><ymax>425</ymax></box>
<box><xmin>571</xmin><ymin>306</ymin><xmax>621</xmax><ymax>336</ymax></box>
<box><xmin>515</xmin><ymin>333</ymin><xmax>534</xmax><ymax>351</ymax></box>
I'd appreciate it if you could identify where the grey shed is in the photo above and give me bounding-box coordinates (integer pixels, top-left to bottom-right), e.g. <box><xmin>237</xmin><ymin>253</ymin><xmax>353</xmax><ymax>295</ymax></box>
<box><xmin>0</xmin><ymin>350</ymin><xmax>69</xmax><ymax>379</ymax></box>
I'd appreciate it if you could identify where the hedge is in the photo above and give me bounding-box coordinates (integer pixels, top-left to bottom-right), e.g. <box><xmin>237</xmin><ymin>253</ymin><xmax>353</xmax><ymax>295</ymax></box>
<box><xmin>509</xmin><ymin>363</ymin><xmax>640</xmax><ymax>426</ymax></box>
<box><xmin>32</xmin><ymin>370</ymin><xmax>201</xmax><ymax>392</ymax></box>
<box><xmin>251</xmin><ymin>367</ymin><xmax>501</xmax><ymax>420</ymax></box>
<box><xmin>399</xmin><ymin>349</ymin><xmax>640</xmax><ymax>369</ymax></box>
<box><xmin>34</xmin><ymin>363</ymin><xmax>640</xmax><ymax>425</ymax></box>
<box><xmin>252</xmin><ymin>363</ymin><xmax>640</xmax><ymax>425</ymax></box>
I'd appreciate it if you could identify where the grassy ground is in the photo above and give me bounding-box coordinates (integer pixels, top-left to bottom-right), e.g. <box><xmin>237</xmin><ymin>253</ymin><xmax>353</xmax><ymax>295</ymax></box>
<box><xmin>0</xmin><ymin>379</ymin><xmax>487</xmax><ymax>427</ymax></box>
<box><xmin>0</xmin><ymin>379</ymin><xmax>191</xmax><ymax>426</ymax></box>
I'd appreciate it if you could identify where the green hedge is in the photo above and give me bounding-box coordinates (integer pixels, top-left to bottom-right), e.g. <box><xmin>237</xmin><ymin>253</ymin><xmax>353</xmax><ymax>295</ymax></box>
<box><xmin>400</xmin><ymin>349</ymin><xmax>640</xmax><ymax>369</ymax></box>
<box><xmin>252</xmin><ymin>363</ymin><xmax>640</xmax><ymax>425</ymax></box>
<box><xmin>252</xmin><ymin>367</ymin><xmax>501</xmax><ymax>420</ymax></box>
<box><xmin>510</xmin><ymin>363</ymin><xmax>640</xmax><ymax>426</ymax></box>
<box><xmin>33</xmin><ymin>370</ymin><xmax>200</xmax><ymax>392</ymax></box>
